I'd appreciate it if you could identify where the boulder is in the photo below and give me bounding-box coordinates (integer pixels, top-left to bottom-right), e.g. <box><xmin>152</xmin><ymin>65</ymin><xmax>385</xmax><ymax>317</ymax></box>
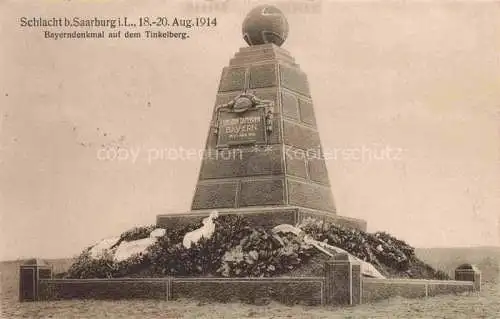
<box><xmin>113</xmin><ymin>237</ymin><xmax>157</xmax><ymax>262</ymax></box>
<box><xmin>88</xmin><ymin>237</ymin><xmax>120</xmax><ymax>259</ymax></box>
<box><xmin>150</xmin><ymin>228</ymin><xmax>166</xmax><ymax>238</ymax></box>
<box><xmin>272</xmin><ymin>224</ymin><xmax>385</xmax><ymax>279</ymax></box>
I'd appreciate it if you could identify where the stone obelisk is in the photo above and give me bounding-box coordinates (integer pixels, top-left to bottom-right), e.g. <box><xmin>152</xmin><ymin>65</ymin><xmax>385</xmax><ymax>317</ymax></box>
<box><xmin>158</xmin><ymin>5</ymin><xmax>366</xmax><ymax>231</ymax></box>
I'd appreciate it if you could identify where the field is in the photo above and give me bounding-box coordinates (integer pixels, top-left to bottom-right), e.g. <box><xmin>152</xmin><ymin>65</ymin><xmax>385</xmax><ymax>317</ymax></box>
<box><xmin>1</xmin><ymin>247</ymin><xmax>499</xmax><ymax>318</ymax></box>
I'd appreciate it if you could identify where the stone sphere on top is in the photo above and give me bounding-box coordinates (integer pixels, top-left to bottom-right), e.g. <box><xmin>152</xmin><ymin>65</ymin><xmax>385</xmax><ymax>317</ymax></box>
<box><xmin>242</xmin><ymin>5</ymin><xmax>289</xmax><ymax>47</ymax></box>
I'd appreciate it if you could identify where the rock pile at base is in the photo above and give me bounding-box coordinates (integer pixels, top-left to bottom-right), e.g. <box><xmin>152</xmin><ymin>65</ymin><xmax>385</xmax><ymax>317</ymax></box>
<box><xmin>295</xmin><ymin>217</ymin><xmax>449</xmax><ymax>279</ymax></box>
<box><xmin>63</xmin><ymin>214</ymin><xmax>449</xmax><ymax>280</ymax></box>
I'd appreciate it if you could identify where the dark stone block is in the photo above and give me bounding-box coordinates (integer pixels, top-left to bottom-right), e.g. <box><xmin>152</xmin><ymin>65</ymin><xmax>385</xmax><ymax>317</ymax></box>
<box><xmin>192</xmin><ymin>182</ymin><xmax>238</xmax><ymax>209</ymax></box>
<box><xmin>239</xmin><ymin>179</ymin><xmax>285</xmax><ymax>206</ymax></box>
<box><xmin>298</xmin><ymin>98</ymin><xmax>316</xmax><ymax>127</ymax></box>
<box><xmin>171</xmin><ymin>278</ymin><xmax>324</xmax><ymax>306</ymax></box>
<box><xmin>198</xmin><ymin>146</ymin><xmax>284</xmax><ymax>179</ymax></box>
<box><xmin>279</xmin><ymin>65</ymin><xmax>310</xmax><ymax>97</ymax></box>
<box><xmin>351</xmin><ymin>264</ymin><xmax>362</xmax><ymax>305</ymax></box>
<box><xmin>455</xmin><ymin>269</ymin><xmax>479</xmax><ymax>281</ymax></box>
<box><xmin>455</xmin><ymin>268</ymin><xmax>481</xmax><ymax>291</ymax></box>
<box><xmin>234</xmin><ymin>209</ymin><xmax>296</xmax><ymax>228</ymax></box>
<box><xmin>307</xmin><ymin>157</ymin><xmax>330</xmax><ymax>185</ymax></box>
<box><xmin>324</xmin><ymin>258</ymin><xmax>362</xmax><ymax>305</ymax></box>
<box><xmin>249</xmin><ymin>64</ymin><xmax>278</xmax><ymax>89</ymax></box>
<box><xmin>19</xmin><ymin>268</ymin><xmax>35</xmax><ymax>301</ymax></box>
<box><xmin>331</xmin><ymin>262</ymin><xmax>351</xmax><ymax>304</ymax></box>
<box><xmin>281</xmin><ymin>91</ymin><xmax>299</xmax><ymax>120</ymax></box>
<box><xmin>284</xmin><ymin>146</ymin><xmax>307</xmax><ymax>179</ymax></box>
<box><xmin>218</xmin><ymin>67</ymin><xmax>247</xmax><ymax>92</ymax></box>
<box><xmin>241</xmin><ymin>146</ymin><xmax>283</xmax><ymax>176</ymax></box>
<box><xmin>19</xmin><ymin>262</ymin><xmax>53</xmax><ymax>302</ymax></box>
<box><xmin>287</xmin><ymin>179</ymin><xmax>335</xmax><ymax>212</ymax></box>
<box><xmin>283</xmin><ymin>120</ymin><xmax>320</xmax><ymax>151</ymax></box>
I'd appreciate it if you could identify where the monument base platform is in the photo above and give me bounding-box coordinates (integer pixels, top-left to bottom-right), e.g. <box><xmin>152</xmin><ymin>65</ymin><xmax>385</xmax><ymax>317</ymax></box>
<box><xmin>156</xmin><ymin>206</ymin><xmax>367</xmax><ymax>232</ymax></box>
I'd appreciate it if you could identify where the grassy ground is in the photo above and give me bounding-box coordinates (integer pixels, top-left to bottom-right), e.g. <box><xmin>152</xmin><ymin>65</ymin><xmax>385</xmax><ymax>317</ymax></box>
<box><xmin>1</xmin><ymin>249</ymin><xmax>499</xmax><ymax>318</ymax></box>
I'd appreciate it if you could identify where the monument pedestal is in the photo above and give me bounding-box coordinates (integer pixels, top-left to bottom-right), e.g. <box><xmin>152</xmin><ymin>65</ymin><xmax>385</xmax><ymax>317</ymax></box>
<box><xmin>158</xmin><ymin>41</ymin><xmax>367</xmax><ymax>231</ymax></box>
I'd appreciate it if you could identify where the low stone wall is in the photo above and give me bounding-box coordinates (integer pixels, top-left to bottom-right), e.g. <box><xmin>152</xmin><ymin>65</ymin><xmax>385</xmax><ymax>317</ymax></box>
<box><xmin>36</xmin><ymin>277</ymin><xmax>324</xmax><ymax>305</ymax></box>
<box><xmin>20</xmin><ymin>255</ymin><xmax>481</xmax><ymax>306</ymax></box>
<box><xmin>427</xmin><ymin>280</ymin><xmax>475</xmax><ymax>296</ymax></box>
<box><xmin>38</xmin><ymin>278</ymin><xmax>170</xmax><ymax>301</ymax></box>
<box><xmin>34</xmin><ymin>275</ymin><xmax>476</xmax><ymax>305</ymax></box>
<box><xmin>362</xmin><ymin>278</ymin><xmax>474</xmax><ymax>303</ymax></box>
<box><xmin>171</xmin><ymin>277</ymin><xmax>324</xmax><ymax>305</ymax></box>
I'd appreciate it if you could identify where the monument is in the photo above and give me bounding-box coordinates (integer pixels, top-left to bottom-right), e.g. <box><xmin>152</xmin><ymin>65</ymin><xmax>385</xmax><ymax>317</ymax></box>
<box><xmin>18</xmin><ymin>5</ymin><xmax>482</xmax><ymax>306</ymax></box>
<box><xmin>157</xmin><ymin>5</ymin><xmax>367</xmax><ymax>231</ymax></box>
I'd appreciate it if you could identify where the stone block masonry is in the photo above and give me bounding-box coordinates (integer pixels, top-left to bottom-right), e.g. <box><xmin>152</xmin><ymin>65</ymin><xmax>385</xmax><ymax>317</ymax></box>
<box><xmin>191</xmin><ymin>44</ymin><xmax>338</xmax><ymax>218</ymax></box>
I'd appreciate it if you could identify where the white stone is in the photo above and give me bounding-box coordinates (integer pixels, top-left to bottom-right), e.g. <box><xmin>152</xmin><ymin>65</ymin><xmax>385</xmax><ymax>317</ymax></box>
<box><xmin>113</xmin><ymin>237</ymin><xmax>157</xmax><ymax>262</ymax></box>
<box><xmin>150</xmin><ymin>228</ymin><xmax>166</xmax><ymax>238</ymax></box>
<box><xmin>273</xmin><ymin>224</ymin><xmax>303</xmax><ymax>236</ymax></box>
<box><xmin>88</xmin><ymin>237</ymin><xmax>120</xmax><ymax>259</ymax></box>
<box><xmin>183</xmin><ymin>210</ymin><xmax>219</xmax><ymax>249</ymax></box>
<box><xmin>319</xmin><ymin>245</ymin><xmax>384</xmax><ymax>278</ymax></box>
<box><xmin>272</xmin><ymin>224</ymin><xmax>385</xmax><ymax>279</ymax></box>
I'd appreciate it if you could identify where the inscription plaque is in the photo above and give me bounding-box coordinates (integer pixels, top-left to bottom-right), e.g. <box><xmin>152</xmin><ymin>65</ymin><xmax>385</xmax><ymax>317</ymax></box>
<box><xmin>213</xmin><ymin>91</ymin><xmax>274</xmax><ymax>148</ymax></box>
<box><xmin>217</xmin><ymin>109</ymin><xmax>265</xmax><ymax>146</ymax></box>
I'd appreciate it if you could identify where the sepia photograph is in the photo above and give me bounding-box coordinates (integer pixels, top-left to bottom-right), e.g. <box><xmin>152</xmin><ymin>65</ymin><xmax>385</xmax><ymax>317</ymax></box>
<box><xmin>1</xmin><ymin>0</ymin><xmax>499</xmax><ymax>317</ymax></box>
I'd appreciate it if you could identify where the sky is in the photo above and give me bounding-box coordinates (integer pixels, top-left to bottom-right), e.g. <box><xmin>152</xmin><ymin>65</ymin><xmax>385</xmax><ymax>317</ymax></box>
<box><xmin>1</xmin><ymin>0</ymin><xmax>499</xmax><ymax>261</ymax></box>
